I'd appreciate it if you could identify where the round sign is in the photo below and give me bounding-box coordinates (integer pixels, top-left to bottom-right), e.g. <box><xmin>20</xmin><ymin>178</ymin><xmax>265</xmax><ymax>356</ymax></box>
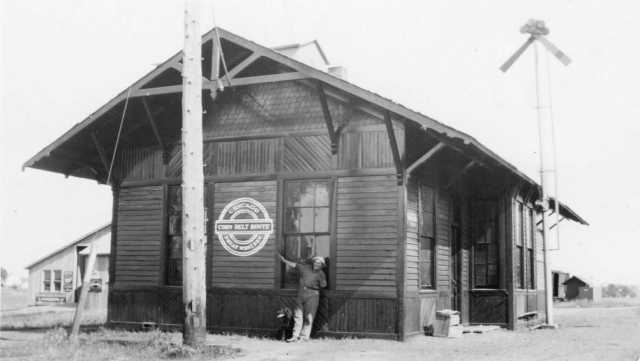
<box><xmin>214</xmin><ymin>197</ymin><xmax>273</xmax><ymax>256</ymax></box>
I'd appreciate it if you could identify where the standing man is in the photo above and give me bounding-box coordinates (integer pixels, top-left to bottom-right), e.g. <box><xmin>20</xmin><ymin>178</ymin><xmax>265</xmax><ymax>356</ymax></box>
<box><xmin>278</xmin><ymin>254</ymin><xmax>327</xmax><ymax>342</ymax></box>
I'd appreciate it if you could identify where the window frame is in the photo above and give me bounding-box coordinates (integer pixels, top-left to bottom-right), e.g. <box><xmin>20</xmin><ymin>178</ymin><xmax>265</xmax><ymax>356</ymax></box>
<box><xmin>418</xmin><ymin>183</ymin><xmax>436</xmax><ymax>290</ymax></box>
<box><xmin>516</xmin><ymin>202</ymin><xmax>525</xmax><ymax>290</ymax></box>
<box><xmin>472</xmin><ymin>201</ymin><xmax>499</xmax><ymax>289</ymax></box>
<box><xmin>526</xmin><ymin>207</ymin><xmax>536</xmax><ymax>290</ymax></box>
<box><xmin>42</xmin><ymin>269</ymin><xmax>63</xmax><ymax>292</ymax></box>
<box><xmin>281</xmin><ymin>178</ymin><xmax>333</xmax><ymax>289</ymax></box>
<box><xmin>42</xmin><ymin>269</ymin><xmax>51</xmax><ymax>292</ymax></box>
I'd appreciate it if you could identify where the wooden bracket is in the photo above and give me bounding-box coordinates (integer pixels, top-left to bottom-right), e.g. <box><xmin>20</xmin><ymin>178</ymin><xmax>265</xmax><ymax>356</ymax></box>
<box><xmin>210</xmin><ymin>33</ymin><xmax>223</xmax><ymax>98</ymax></box>
<box><xmin>406</xmin><ymin>142</ymin><xmax>445</xmax><ymax>176</ymax></box>
<box><xmin>90</xmin><ymin>131</ymin><xmax>111</xmax><ymax>175</ymax></box>
<box><xmin>317</xmin><ymin>82</ymin><xmax>338</xmax><ymax>154</ymax></box>
<box><xmin>383</xmin><ymin>111</ymin><xmax>403</xmax><ymax>185</ymax></box>
<box><xmin>142</xmin><ymin>98</ymin><xmax>169</xmax><ymax>164</ymax></box>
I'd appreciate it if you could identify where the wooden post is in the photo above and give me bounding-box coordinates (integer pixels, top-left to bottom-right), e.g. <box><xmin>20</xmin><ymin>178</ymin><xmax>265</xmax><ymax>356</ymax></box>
<box><xmin>69</xmin><ymin>243</ymin><xmax>98</xmax><ymax>342</ymax></box>
<box><xmin>181</xmin><ymin>0</ymin><xmax>207</xmax><ymax>346</ymax></box>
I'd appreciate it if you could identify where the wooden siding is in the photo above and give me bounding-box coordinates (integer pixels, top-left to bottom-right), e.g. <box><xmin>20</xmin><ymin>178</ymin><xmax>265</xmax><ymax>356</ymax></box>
<box><xmin>211</xmin><ymin>181</ymin><xmax>277</xmax><ymax>288</ymax></box>
<box><xmin>338</xmin><ymin>130</ymin><xmax>401</xmax><ymax>170</ymax></box>
<box><xmin>405</xmin><ymin>178</ymin><xmax>419</xmax><ymax>292</ymax></box>
<box><xmin>335</xmin><ymin>175</ymin><xmax>399</xmax><ymax>295</ymax></box>
<box><xmin>436</xmin><ymin>192</ymin><xmax>451</xmax><ymax>309</ymax></box>
<box><xmin>117</xmin><ymin>147</ymin><xmax>165</xmax><ymax>181</ymax></box>
<box><xmin>283</xmin><ymin>135</ymin><xmax>332</xmax><ymax>172</ymax></box>
<box><xmin>108</xmin><ymin>287</ymin><xmax>398</xmax><ymax>338</ymax></box>
<box><xmin>114</xmin><ymin>186</ymin><xmax>164</xmax><ymax>286</ymax></box>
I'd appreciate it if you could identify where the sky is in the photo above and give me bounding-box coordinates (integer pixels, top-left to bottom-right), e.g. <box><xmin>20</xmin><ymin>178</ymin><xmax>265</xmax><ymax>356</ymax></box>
<box><xmin>1</xmin><ymin>0</ymin><xmax>639</xmax><ymax>286</ymax></box>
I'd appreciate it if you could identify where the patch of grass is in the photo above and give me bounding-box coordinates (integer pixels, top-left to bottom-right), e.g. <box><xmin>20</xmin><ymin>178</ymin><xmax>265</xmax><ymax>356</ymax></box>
<box><xmin>555</xmin><ymin>297</ymin><xmax>640</xmax><ymax>309</ymax></box>
<box><xmin>0</xmin><ymin>306</ymin><xmax>106</xmax><ymax>330</ymax></box>
<box><xmin>0</xmin><ymin>328</ymin><xmax>242</xmax><ymax>361</ymax></box>
<box><xmin>0</xmin><ymin>287</ymin><xmax>30</xmax><ymax>311</ymax></box>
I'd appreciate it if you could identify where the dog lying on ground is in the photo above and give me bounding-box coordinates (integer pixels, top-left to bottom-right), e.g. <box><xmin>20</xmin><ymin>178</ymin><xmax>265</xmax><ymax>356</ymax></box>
<box><xmin>276</xmin><ymin>307</ymin><xmax>294</xmax><ymax>341</ymax></box>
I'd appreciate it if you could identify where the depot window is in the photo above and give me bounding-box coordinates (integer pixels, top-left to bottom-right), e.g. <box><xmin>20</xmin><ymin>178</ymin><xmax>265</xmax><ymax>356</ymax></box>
<box><xmin>282</xmin><ymin>180</ymin><xmax>331</xmax><ymax>289</ymax></box>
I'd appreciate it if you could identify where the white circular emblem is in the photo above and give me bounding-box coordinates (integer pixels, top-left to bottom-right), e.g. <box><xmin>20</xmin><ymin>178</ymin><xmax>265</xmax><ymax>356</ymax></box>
<box><xmin>214</xmin><ymin>197</ymin><xmax>273</xmax><ymax>257</ymax></box>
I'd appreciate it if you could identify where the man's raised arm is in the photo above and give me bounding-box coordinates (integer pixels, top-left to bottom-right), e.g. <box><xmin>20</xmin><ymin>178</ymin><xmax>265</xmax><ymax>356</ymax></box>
<box><xmin>278</xmin><ymin>254</ymin><xmax>297</xmax><ymax>268</ymax></box>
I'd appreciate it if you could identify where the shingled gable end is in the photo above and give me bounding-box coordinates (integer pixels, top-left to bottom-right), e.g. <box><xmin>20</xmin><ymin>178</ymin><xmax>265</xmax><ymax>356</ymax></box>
<box><xmin>25</xmin><ymin>27</ymin><xmax>587</xmax><ymax>339</ymax></box>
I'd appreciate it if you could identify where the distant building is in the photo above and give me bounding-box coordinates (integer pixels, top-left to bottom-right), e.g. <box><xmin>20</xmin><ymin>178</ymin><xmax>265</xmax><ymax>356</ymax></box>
<box><xmin>552</xmin><ymin>270</ymin><xmax>570</xmax><ymax>301</ymax></box>
<box><xmin>26</xmin><ymin>224</ymin><xmax>110</xmax><ymax>308</ymax></box>
<box><xmin>563</xmin><ymin>276</ymin><xmax>601</xmax><ymax>302</ymax></box>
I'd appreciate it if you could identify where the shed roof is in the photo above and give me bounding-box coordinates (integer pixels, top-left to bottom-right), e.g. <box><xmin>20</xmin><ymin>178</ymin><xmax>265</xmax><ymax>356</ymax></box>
<box><xmin>23</xmin><ymin>27</ymin><xmax>587</xmax><ymax>225</ymax></box>
<box><xmin>25</xmin><ymin>224</ymin><xmax>111</xmax><ymax>270</ymax></box>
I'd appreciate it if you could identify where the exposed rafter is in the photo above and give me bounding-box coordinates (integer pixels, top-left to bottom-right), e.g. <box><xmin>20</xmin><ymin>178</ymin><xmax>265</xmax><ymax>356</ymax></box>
<box><xmin>142</xmin><ymin>98</ymin><xmax>168</xmax><ymax>163</ymax></box>
<box><xmin>444</xmin><ymin>160</ymin><xmax>477</xmax><ymax>189</ymax></box>
<box><xmin>425</xmin><ymin>129</ymin><xmax>489</xmax><ymax>169</ymax></box>
<box><xmin>225</xmin><ymin>52</ymin><xmax>260</xmax><ymax>79</ymax></box>
<box><xmin>406</xmin><ymin>142</ymin><xmax>445</xmax><ymax>176</ymax></box>
<box><xmin>383</xmin><ymin>111</ymin><xmax>403</xmax><ymax>185</ymax></box>
<box><xmin>316</xmin><ymin>81</ymin><xmax>338</xmax><ymax>154</ymax></box>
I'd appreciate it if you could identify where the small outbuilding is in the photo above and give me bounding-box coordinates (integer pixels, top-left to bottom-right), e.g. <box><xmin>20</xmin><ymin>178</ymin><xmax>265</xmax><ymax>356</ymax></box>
<box><xmin>563</xmin><ymin>276</ymin><xmax>601</xmax><ymax>302</ymax></box>
<box><xmin>26</xmin><ymin>224</ymin><xmax>111</xmax><ymax>308</ymax></box>
<box><xmin>552</xmin><ymin>270</ymin><xmax>570</xmax><ymax>301</ymax></box>
<box><xmin>24</xmin><ymin>28</ymin><xmax>588</xmax><ymax>339</ymax></box>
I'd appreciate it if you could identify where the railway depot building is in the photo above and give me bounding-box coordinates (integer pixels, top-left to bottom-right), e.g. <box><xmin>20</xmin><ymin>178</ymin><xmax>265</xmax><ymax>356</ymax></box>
<box><xmin>24</xmin><ymin>28</ymin><xmax>587</xmax><ymax>340</ymax></box>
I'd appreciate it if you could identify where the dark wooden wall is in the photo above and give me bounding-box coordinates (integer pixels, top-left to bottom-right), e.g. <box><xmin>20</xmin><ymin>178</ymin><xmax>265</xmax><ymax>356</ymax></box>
<box><xmin>402</xmin><ymin>175</ymin><xmax>461</xmax><ymax>336</ymax></box>
<box><xmin>108</xmin><ymin>80</ymin><xmax>405</xmax><ymax>338</ymax></box>
<box><xmin>113</xmin><ymin>186</ymin><xmax>164</xmax><ymax>286</ymax></box>
<box><xmin>336</xmin><ymin>175</ymin><xmax>398</xmax><ymax>296</ymax></box>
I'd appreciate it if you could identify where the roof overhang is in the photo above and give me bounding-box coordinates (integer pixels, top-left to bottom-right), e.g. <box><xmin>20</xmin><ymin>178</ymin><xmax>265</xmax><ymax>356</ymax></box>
<box><xmin>23</xmin><ymin>27</ymin><xmax>588</xmax><ymax>226</ymax></box>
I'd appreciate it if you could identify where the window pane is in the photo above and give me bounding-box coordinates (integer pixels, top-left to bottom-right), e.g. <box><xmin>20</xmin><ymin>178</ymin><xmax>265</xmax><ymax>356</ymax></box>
<box><xmin>299</xmin><ymin>208</ymin><xmax>314</xmax><ymax>233</ymax></box>
<box><xmin>285</xmin><ymin>236</ymin><xmax>300</xmax><ymax>261</ymax></box>
<box><xmin>487</xmin><ymin>264</ymin><xmax>498</xmax><ymax>287</ymax></box>
<box><xmin>44</xmin><ymin>270</ymin><xmax>51</xmax><ymax>281</ymax></box>
<box><xmin>314</xmin><ymin>208</ymin><xmax>329</xmax><ymax>233</ymax></box>
<box><xmin>422</xmin><ymin>212</ymin><xmax>434</xmax><ymax>237</ymax></box>
<box><xmin>54</xmin><ymin>270</ymin><xmax>62</xmax><ymax>291</ymax></box>
<box><xmin>300</xmin><ymin>183</ymin><xmax>315</xmax><ymax>207</ymax></box>
<box><xmin>284</xmin><ymin>208</ymin><xmax>300</xmax><ymax>233</ymax></box>
<box><xmin>315</xmin><ymin>183</ymin><xmax>330</xmax><ymax>207</ymax></box>
<box><xmin>475</xmin><ymin>246</ymin><xmax>487</xmax><ymax>265</ymax></box>
<box><xmin>285</xmin><ymin>182</ymin><xmax>301</xmax><ymax>207</ymax></box>
<box><xmin>314</xmin><ymin>235</ymin><xmax>330</xmax><ymax>258</ymax></box>
<box><xmin>301</xmin><ymin>235</ymin><xmax>314</xmax><ymax>260</ymax></box>
<box><xmin>475</xmin><ymin>265</ymin><xmax>487</xmax><ymax>287</ymax></box>
<box><xmin>419</xmin><ymin>236</ymin><xmax>434</xmax><ymax>288</ymax></box>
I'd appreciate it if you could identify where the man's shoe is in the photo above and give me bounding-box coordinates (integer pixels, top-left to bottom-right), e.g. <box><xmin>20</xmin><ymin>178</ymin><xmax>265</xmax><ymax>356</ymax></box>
<box><xmin>285</xmin><ymin>337</ymin><xmax>298</xmax><ymax>343</ymax></box>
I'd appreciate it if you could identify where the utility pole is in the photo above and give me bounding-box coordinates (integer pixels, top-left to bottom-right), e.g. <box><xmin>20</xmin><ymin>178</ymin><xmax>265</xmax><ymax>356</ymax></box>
<box><xmin>181</xmin><ymin>0</ymin><xmax>207</xmax><ymax>346</ymax></box>
<box><xmin>500</xmin><ymin>19</ymin><xmax>571</xmax><ymax>328</ymax></box>
<box><xmin>533</xmin><ymin>43</ymin><xmax>554</xmax><ymax>326</ymax></box>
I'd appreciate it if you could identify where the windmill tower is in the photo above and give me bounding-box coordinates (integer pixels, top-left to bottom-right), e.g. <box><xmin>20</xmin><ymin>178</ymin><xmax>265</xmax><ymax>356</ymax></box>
<box><xmin>500</xmin><ymin>19</ymin><xmax>571</xmax><ymax>327</ymax></box>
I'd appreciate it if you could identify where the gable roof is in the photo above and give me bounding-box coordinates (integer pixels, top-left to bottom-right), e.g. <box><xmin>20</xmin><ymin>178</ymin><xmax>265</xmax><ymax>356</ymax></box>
<box><xmin>25</xmin><ymin>223</ymin><xmax>111</xmax><ymax>270</ymax></box>
<box><xmin>23</xmin><ymin>27</ymin><xmax>587</xmax><ymax>226</ymax></box>
<box><xmin>563</xmin><ymin>276</ymin><xmax>590</xmax><ymax>287</ymax></box>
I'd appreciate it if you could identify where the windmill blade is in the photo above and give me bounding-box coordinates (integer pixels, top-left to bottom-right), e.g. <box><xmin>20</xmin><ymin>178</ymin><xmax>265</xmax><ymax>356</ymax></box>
<box><xmin>500</xmin><ymin>36</ymin><xmax>536</xmax><ymax>72</ymax></box>
<box><xmin>535</xmin><ymin>35</ymin><xmax>571</xmax><ymax>66</ymax></box>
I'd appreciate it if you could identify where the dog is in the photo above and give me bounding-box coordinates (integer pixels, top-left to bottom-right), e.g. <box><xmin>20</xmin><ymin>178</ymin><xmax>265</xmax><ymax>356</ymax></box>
<box><xmin>275</xmin><ymin>306</ymin><xmax>294</xmax><ymax>341</ymax></box>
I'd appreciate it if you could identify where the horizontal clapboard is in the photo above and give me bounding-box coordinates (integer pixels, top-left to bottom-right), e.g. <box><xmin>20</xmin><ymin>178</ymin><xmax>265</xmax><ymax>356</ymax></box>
<box><xmin>336</xmin><ymin>175</ymin><xmax>398</xmax><ymax>294</ymax></box>
<box><xmin>115</xmin><ymin>185</ymin><xmax>163</xmax><ymax>286</ymax></box>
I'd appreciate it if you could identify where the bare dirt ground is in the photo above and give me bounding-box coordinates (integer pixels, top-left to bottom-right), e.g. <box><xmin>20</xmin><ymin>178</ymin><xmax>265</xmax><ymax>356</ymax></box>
<box><xmin>1</xmin><ymin>305</ymin><xmax>639</xmax><ymax>361</ymax></box>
